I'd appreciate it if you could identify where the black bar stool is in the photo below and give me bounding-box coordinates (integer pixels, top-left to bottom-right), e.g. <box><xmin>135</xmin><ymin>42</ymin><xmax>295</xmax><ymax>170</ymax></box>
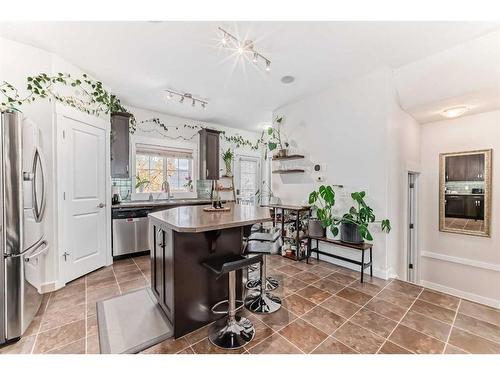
<box><xmin>245</xmin><ymin>226</ymin><xmax>282</xmax><ymax>291</ymax></box>
<box><xmin>244</xmin><ymin>228</ymin><xmax>282</xmax><ymax>314</ymax></box>
<box><xmin>202</xmin><ymin>253</ymin><xmax>263</xmax><ymax>350</ymax></box>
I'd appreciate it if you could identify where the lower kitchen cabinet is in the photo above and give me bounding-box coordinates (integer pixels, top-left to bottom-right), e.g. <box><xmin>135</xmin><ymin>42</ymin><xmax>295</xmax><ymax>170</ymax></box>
<box><xmin>445</xmin><ymin>194</ymin><xmax>484</xmax><ymax>220</ymax></box>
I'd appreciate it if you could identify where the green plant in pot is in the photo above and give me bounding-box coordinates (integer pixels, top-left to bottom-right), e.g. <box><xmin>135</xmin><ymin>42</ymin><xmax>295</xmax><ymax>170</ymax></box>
<box><xmin>331</xmin><ymin>191</ymin><xmax>391</xmax><ymax>244</ymax></box>
<box><xmin>267</xmin><ymin>116</ymin><xmax>289</xmax><ymax>158</ymax></box>
<box><xmin>308</xmin><ymin>185</ymin><xmax>336</xmax><ymax>238</ymax></box>
<box><xmin>221</xmin><ymin>148</ymin><xmax>234</xmax><ymax>177</ymax></box>
<box><xmin>135</xmin><ymin>176</ymin><xmax>150</xmax><ymax>193</ymax></box>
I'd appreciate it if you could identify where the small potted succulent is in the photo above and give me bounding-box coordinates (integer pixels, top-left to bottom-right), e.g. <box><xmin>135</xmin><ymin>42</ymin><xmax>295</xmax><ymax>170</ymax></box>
<box><xmin>308</xmin><ymin>185</ymin><xmax>335</xmax><ymax>238</ymax></box>
<box><xmin>332</xmin><ymin>191</ymin><xmax>391</xmax><ymax>244</ymax></box>
<box><xmin>221</xmin><ymin>148</ymin><xmax>234</xmax><ymax>177</ymax></box>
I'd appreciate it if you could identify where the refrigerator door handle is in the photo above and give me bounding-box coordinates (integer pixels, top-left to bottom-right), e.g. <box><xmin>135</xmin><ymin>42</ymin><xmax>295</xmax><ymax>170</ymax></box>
<box><xmin>32</xmin><ymin>147</ymin><xmax>47</xmax><ymax>223</ymax></box>
<box><xmin>24</xmin><ymin>240</ymin><xmax>48</xmax><ymax>262</ymax></box>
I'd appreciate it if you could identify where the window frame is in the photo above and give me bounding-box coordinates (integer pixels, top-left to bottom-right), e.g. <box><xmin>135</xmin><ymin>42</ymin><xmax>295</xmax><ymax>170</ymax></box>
<box><xmin>131</xmin><ymin>136</ymin><xmax>198</xmax><ymax>200</ymax></box>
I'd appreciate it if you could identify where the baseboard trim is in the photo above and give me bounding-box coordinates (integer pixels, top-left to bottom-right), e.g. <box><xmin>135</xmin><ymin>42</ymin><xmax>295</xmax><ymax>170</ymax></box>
<box><xmin>421</xmin><ymin>251</ymin><xmax>500</xmax><ymax>272</ymax></box>
<box><xmin>316</xmin><ymin>254</ymin><xmax>390</xmax><ymax>280</ymax></box>
<box><xmin>420</xmin><ymin>279</ymin><xmax>500</xmax><ymax>309</ymax></box>
<box><xmin>40</xmin><ymin>281</ymin><xmax>57</xmax><ymax>293</ymax></box>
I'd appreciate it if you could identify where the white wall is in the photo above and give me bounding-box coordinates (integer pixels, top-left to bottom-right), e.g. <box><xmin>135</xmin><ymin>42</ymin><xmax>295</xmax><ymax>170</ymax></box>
<box><xmin>271</xmin><ymin>68</ymin><xmax>421</xmax><ymax>279</ymax></box>
<box><xmin>419</xmin><ymin>110</ymin><xmax>500</xmax><ymax>307</ymax></box>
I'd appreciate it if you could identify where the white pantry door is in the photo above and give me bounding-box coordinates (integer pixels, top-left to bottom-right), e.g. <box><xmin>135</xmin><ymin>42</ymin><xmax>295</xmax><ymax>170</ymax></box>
<box><xmin>62</xmin><ymin>115</ymin><xmax>107</xmax><ymax>282</ymax></box>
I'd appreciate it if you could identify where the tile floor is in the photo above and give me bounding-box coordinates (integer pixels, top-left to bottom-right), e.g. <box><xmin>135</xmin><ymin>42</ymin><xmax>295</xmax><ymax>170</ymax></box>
<box><xmin>2</xmin><ymin>254</ymin><xmax>500</xmax><ymax>354</ymax></box>
<box><xmin>444</xmin><ymin>217</ymin><xmax>484</xmax><ymax>231</ymax></box>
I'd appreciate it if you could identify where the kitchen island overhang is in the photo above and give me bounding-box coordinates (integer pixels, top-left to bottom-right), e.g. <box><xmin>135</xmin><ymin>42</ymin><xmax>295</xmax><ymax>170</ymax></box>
<box><xmin>148</xmin><ymin>203</ymin><xmax>272</xmax><ymax>338</ymax></box>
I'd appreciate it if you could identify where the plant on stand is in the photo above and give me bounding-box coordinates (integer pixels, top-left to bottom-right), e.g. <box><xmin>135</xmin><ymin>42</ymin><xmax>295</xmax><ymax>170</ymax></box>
<box><xmin>267</xmin><ymin>116</ymin><xmax>289</xmax><ymax>158</ymax></box>
<box><xmin>308</xmin><ymin>185</ymin><xmax>336</xmax><ymax>238</ymax></box>
<box><xmin>221</xmin><ymin>148</ymin><xmax>234</xmax><ymax>177</ymax></box>
<box><xmin>331</xmin><ymin>191</ymin><xmax>391</xmax><ymax>244</ymax></box>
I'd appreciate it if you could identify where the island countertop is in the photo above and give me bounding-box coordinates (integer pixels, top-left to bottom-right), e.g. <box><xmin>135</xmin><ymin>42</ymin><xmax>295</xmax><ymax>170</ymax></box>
<box><xmin>149</xmin><ymin>203</ymin><xmax>272</xmax><ymax>233</ymax></box>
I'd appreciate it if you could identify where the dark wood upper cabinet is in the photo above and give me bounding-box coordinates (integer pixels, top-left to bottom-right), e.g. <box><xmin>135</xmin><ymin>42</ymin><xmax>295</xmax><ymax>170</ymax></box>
<box><xmin>445</xmin><ymin>153</ymin><xmax>485</xmax><ymax>182</ymax></box>
<box><xmin>111</xmin><ymin>112</ymin><xmax>131</xmax><ymax>178</ymax></box>
<box><xmin>198</xmin><ymin>129</ymin><xmax>220</xmax><ymax>180</ymax></box>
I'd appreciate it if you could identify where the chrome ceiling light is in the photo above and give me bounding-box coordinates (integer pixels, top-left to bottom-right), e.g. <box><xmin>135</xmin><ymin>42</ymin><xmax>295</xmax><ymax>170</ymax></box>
<box><xmin>218</xmin><ymin>27</ymin><xmax>271</xmax><ymax>72</ymax></box>
<box><xmin>165</xmin><ymin>90</ymin><xmax>208</xmax><ymax>109</ymax></box>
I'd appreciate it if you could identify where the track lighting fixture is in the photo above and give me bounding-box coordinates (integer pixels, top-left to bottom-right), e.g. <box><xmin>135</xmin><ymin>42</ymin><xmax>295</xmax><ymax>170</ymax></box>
<box><xmin>165</xmin><ymin>89</ymin><xmax>208</xmax><ymax>110</ymax></box>
<box><xmin>218</xmin><ymin>27</ymin><xmax>271</xmax><ymax>72</ymax></box>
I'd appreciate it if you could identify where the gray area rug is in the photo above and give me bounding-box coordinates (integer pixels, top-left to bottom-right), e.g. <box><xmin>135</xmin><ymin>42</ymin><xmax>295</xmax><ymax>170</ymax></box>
<box><xmin>96</xmin><ymin>288</ymin><xmax>173</xmax><ymax>354</ymax></box>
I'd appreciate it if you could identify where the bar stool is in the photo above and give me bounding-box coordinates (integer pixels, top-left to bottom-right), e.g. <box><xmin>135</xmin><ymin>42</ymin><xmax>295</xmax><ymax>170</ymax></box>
<box><xmin>244</xmin><ymin>229</ymin><xmax>282</xmax><ymax>314</ymax></box>
<box><xmin>245</xmin><ymin>226</ymin><xmax>282</xmax><ymax>291</ymax></box>
<box><xmin>202</xmin><ymin>253</ymin><xmax>263</xmax><ymax>350</ymax></box>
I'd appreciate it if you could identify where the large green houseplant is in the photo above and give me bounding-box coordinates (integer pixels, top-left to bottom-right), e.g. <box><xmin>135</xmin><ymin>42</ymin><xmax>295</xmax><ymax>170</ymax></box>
<box><xmin>308</xmin><ymin>187</ymin><xmax>391</xmax><ymax>243</ymax></box>
<box><xmin>308</xmin><ymin>185</ymin><xmax>336</xmax><ymax>237</ymax></box>
<box><xmin>332</xmin><ymin>191</ymin><xmax>391</xmax><ymax>243</ymax></box>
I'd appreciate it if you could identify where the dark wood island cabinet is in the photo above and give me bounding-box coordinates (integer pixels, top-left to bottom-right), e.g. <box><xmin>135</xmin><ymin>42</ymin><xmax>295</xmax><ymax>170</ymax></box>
<box><xmin>148</xmin><ymin>203</ymin><xmax>271</xmax><ymax>338</ymax></box>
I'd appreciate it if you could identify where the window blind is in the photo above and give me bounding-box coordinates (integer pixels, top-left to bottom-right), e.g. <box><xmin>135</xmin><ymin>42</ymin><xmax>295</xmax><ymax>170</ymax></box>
<box><xmin>136</xmin><ymin>144</ymin><xmax>194</xmax><ymax>159</ymax></box>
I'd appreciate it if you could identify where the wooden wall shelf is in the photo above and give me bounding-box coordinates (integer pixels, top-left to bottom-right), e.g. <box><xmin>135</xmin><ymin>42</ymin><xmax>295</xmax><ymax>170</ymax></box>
<box><xmin>272</xmin><ymin>169</ymin><xmax>305</xmax><ymax>174</ymax></box>
<box><xmin>272</xmin><ymin>154</ymin><xmax>305</xmax><ymax>161</ymax></box>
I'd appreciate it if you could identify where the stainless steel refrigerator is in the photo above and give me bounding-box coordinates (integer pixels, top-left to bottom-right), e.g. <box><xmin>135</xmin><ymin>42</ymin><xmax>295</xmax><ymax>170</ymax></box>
<box><xmin>1</xmin><ymin>110</ymin><xmax>48</xmax><ymax>345</ymax></box>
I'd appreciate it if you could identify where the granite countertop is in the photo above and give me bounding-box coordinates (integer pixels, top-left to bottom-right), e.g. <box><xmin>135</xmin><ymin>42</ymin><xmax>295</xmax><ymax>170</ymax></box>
<box><xmin>445</xmin><ymin>193</ymin><xmax>484</xmax><ymax>196</ymax></box>
<box><xmin>112</xmin><ymin>198</ymin><xmax>215</xmax><ymax>209</ymax></box>
<box><xmin>149</xmin><ymin>203</ymin><xmax>272</xmax><ymax>233</ymax></box>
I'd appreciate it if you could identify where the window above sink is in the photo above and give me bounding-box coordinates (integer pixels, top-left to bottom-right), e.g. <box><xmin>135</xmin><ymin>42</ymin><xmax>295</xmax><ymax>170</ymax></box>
<box><xmin>131</xmin><ymin>136</ymin><xmax>198</xmax><ymax>201</ymax></box>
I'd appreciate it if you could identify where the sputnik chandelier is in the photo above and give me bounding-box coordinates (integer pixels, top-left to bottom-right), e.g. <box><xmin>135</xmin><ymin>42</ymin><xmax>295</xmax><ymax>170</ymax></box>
<box><xmin>218</xmin><ymin>27</ymin><xmax>271</xmax><ymax>72</ymax></box>
<box><xmin>165</xmin><ymin>89</ymin><xmax>208</xmax><ymax>109</ymax></box>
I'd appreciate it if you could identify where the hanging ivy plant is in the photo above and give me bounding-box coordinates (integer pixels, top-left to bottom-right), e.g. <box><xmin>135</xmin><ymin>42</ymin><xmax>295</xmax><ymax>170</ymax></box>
<box><xmin>0</xmin><ymin>72</ymin><xmax>267</xmax><ymax>151</ymax></box>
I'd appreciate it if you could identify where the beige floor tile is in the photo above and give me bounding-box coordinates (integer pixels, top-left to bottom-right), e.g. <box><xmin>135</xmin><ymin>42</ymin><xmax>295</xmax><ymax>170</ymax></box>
<box><xmin>33</xmin><ymin>319</ymin><xmax>86</xmax><ymax>354</ymax></box>
<box><xmin>257</xmin><ymin>307</ymin><xmax>298</xmax><ymax>331</ymax></box>
<box><xmin>0</xmin><ymin>335</ymin><xmax>36</xmax><ymax>354</ymax></box>
<box><xmin>454</xmin><ymin>313</ymin><xmax>500</xmax><ymax>344</ymax></box>
<box><xmin>40</xmin><ymin>304</ymin><xmax>86</xmax><ymax>333</ymax></box>
<box><xmin>336</xmin><ymin>287</ymin><xmax>372</xmax><ymax>306</ymax></box>
<box><xmin>377</xmin><ymin>288</ymin><xmax>416</xmax><ymax>309</ymax></box>
<box><xmin>448</xmin><ymin>326</ymin><xmax>500</xmax><ymax>354</ymax></box>
<box><xmin>458</xmin><ymin>300</ymin><xmax>500</xmax><ymax>327</ymax></box>
<box><xmin>410</xmin><ymin>299</ymin><xmax>456</xmax><ymax>324</ymax></box>
<box><xmin>378</xmin><ymin>340</ymin><xmax>412</xmax><ymax>354</ymax></box>
<box><xmin>386</xmin><ymin>279</ymin><xmax>423</xmax><ymax>298</ymax></box>
<box><xmin>293</xmin><ymin>271</ymin><xmax>321</xmax><ymax>284</ymax></box>
<box><xmin>296</xmin><ymin>285</ymin><xmax>332</xmax><ymax>304</ymax></box>
<box><xmin>365</xmin><ymin>298</ymin><xmax>407</xmax><ymax>321</ymax></box>
<box><xmin>419</xmin><ymin>289</ymin><xmax>460</xmax><ymax>310</ymax></box>
<box><xmin>47</xmin><ymin>339</ymin><xmax>86</xmax><ymax>354</ymax></box>
<box><xmin>312</xmin><ymin>279</ymin><xmax>345</xmax><ymax>294</ymax></box>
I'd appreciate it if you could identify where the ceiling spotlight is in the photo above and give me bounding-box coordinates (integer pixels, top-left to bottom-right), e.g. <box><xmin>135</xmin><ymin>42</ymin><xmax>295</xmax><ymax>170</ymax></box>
<box><xmin>441</xmin><ymin>106</ymin><xmax>469</xmax><ymax>119</ymax></box>
<box><xmin>164</xmin><ymin>89</ymin><xmax>208</xmax><ymax>110</ymax></box>
<box><xmin>281</xmin><ymin>75</ymin><xmax>295</xmax><ymax>84</ymax></box>
<box><xmin>217</xmin><ymin>27</ymin><xmax>271</xmax><ymax>73</ymax></box>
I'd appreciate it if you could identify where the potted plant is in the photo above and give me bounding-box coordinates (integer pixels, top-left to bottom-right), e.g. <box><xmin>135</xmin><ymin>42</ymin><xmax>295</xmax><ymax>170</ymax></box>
<box><xmin>135</xmin><ymin>176</ymin><xmax>150</xmax><ymax>193</ymax></box>
<box><xmin>308</xmin><ymin>185</ymin><xmax>335</xmax><ymax>238</ymax></box>
<box><xmin>267</xmin><ymin>116</ymin><xmax>289</xmax><ymax>157</ymax></box>
<box><xmin>221</xmin><ymin>148</ymin><xmax>234</xmax><ymax>177</ymax></box>
<box><xmin>331</xmin><ymin>191</ymin><xmax>391</xmax><ymax>244</ymax></box>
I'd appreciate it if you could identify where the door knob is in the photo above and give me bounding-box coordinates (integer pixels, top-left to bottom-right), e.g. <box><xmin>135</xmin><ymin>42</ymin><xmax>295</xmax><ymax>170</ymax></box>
<box><xmin>97</xmin><ymin>203</ymin><xmax>105</xmax><ymax>208</ymax></box>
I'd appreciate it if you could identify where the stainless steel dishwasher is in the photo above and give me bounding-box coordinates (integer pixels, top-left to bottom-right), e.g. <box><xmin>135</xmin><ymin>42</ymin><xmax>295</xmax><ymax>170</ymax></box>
<box><xmin>112</xmin><ymin>208</ymin><xmax>151</xmax><ymax>257</ymax></box>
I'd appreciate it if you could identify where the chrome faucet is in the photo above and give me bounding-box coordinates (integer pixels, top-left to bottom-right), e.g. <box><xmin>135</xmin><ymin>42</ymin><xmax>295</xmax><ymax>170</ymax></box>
<box><xmin>161</xmin><ymin>179</ymin><xmax>172</xmax><ymax>200</ymax></box>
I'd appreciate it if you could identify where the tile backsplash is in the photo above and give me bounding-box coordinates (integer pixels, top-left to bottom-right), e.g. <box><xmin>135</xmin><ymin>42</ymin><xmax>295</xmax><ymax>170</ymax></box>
<box><xmin>112</xmin><ymin>178</ymin><xmax>132</xmax><ymax>200</ymax></box>
<box><xmin>445</xmin><ymin>181</ymin><xmax>484</xmax><ymax>194</ymax></box>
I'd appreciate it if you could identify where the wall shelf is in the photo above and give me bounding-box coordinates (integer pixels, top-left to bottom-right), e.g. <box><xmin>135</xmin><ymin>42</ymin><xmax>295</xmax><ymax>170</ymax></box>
<box><xmin>272</xmin><ymin>154</ymin><xmax>305</xmax><ymax>161</ymax></box>
<box><xmin>272</xmin><ymin>169</ymin><xmax>305</xmax><ymax>174</ymax></box>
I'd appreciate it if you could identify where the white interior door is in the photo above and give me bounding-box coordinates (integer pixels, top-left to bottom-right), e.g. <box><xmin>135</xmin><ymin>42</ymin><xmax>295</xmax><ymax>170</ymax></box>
<box><xmin>236</xmin><ymin>155</ymin><xmax>260</xmax><ymax>205</ymax></box>
<box><xmin>62</xmin><ymin>115</ymin><xmax>107</xmax><ymax>282</ymax></box>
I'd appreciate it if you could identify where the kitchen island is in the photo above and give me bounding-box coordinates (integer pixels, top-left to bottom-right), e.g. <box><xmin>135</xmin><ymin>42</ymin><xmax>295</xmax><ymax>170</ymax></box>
<box><xmin>148</xmin><ymin>203</ymin><xmax>271</xmax><ymax>338</ymax></box>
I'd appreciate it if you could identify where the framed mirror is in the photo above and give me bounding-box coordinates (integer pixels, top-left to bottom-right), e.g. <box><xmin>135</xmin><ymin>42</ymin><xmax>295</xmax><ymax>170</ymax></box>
<box><xmin>439</xmin><ymin>149</ymin><xmax>492</xmax><ymax>237</ymax></box>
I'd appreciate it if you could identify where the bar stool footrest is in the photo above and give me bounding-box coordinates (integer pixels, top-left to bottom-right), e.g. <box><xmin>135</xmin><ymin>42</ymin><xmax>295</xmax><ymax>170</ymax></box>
<box><xmin>211</xmin><ymin>299</ymin><xmax>244</xmax><ymax>315</ymax></box>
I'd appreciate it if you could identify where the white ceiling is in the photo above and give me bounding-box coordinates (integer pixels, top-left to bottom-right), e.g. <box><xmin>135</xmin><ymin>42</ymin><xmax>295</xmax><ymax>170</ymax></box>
<box><xmin>1</xmin><ymin>21</ymin><xmax>499</xmax><ymax>131</ymax></box>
